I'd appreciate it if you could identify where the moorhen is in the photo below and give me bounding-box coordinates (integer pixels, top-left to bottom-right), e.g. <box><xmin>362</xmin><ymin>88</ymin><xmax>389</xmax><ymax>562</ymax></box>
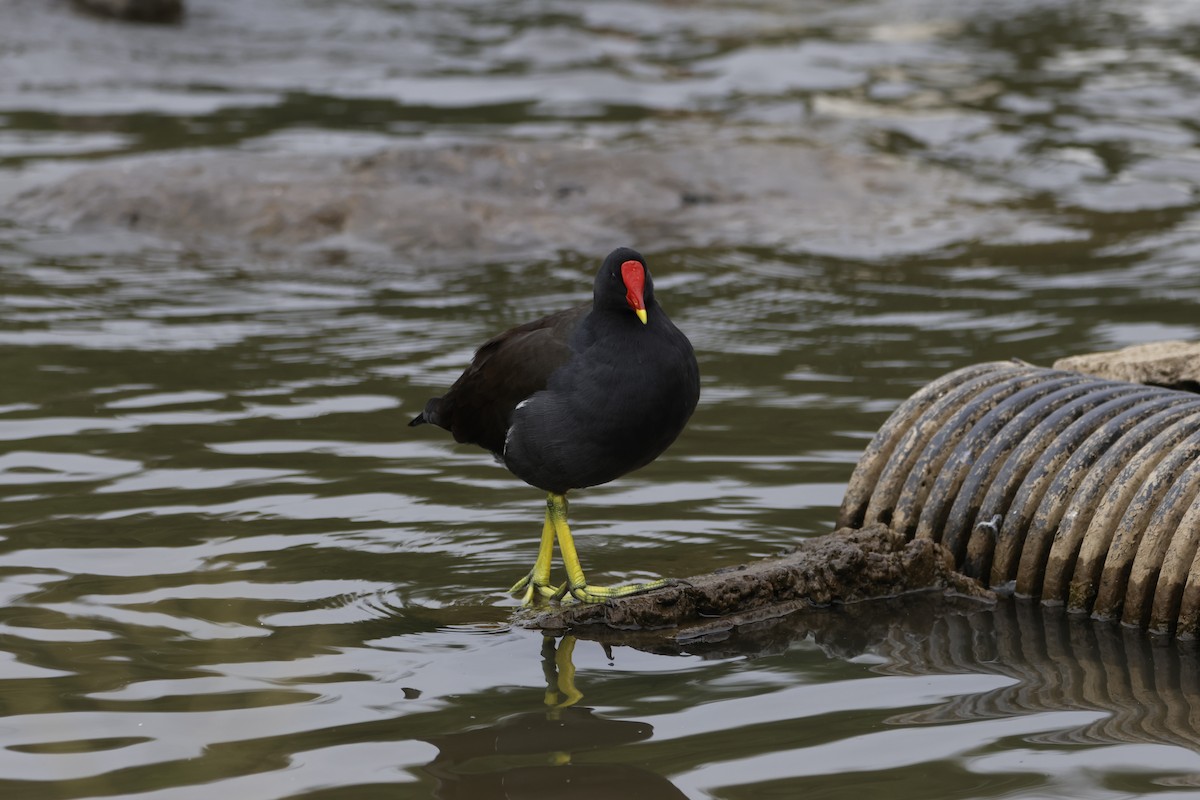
<box><xmin>409</xmin><ymin>247</ymin><xmax>700</xmax><ymax>604</ymax></box>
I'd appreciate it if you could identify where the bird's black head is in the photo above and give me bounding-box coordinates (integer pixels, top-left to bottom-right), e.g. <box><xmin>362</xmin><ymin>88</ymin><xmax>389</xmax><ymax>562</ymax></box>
<box><xmin>593</xmin><ymin>246</ymin><xmax>655</xmax><ymax>325</ymax></box>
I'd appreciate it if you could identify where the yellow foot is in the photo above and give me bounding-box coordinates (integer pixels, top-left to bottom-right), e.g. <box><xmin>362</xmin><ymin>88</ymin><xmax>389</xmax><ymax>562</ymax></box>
<box><xmin>553</xmin><ymin>577</ymin><xmax>675</xmax><ymax>604</ymax></box>
<box><xmin>509</xmin><ymin>573</ymin><xmax>560</xmax><ymax>606</ymax></box>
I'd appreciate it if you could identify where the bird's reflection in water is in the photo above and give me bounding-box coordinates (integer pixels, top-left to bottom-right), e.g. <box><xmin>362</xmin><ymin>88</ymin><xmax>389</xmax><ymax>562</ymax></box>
<box><xmin>540</xmin><ymin>634</ymin><xmax>583</xmax><ymax>711</ymax></box>
<box><xmin>421</xmin><ymin>636</ymin><xmax>686</xmax><ymax>800</ymax></box>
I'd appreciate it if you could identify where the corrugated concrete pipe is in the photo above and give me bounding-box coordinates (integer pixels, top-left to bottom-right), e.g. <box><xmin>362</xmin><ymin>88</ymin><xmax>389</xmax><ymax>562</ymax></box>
<box><xmin>837</xmin><ymin>361</ymin><xmax>1200</xmax><ymax>638</ymax></box>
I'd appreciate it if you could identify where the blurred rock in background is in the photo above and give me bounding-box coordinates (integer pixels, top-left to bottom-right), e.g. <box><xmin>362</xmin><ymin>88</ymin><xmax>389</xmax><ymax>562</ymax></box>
<box><xmin>72</xmin><ymin>0</ymin><xmax>182</xmax><ymax>23</ymax></box>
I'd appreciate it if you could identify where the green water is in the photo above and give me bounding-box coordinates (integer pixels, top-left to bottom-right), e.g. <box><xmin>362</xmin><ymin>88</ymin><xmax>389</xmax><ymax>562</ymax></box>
<box><xmin>3</xmin><ymin>1</ymin><xmax>1200</xmax><ymax>797</ymax></box>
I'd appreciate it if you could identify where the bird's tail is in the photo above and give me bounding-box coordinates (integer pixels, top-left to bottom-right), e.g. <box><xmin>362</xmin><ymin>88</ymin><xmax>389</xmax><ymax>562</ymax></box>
<box><xmin>408</xmin><ymin>397</ymin><xmax>442</xmax><ymax>428</ymax></box>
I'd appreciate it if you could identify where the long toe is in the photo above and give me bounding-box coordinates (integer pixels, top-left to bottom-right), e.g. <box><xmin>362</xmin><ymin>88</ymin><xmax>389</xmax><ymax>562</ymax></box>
<box><xmin>509</xmin><ymin>573</ymin><xmax>559</xmax><ymax>606</ymax></box>
<box><xmin>566</xmin><ymin>577</ymin><xmax>673</xmax><ymax>604</ymax></box>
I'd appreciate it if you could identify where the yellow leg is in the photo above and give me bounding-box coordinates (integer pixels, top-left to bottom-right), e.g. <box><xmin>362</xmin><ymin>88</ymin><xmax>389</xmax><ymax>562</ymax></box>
<box><xmin>509</xmin><ymin>504</ymin><xmax>559</xmax><ymax>605</ymax></box>
<box><xmin>546</xmin><ymin>492</ymin><xmax>671</xmax><ymax>603</ymax></box>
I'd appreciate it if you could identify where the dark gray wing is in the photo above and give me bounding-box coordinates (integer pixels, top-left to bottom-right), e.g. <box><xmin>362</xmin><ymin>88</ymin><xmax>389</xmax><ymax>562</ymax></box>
<box><xmin>410</xmin><ymin>304</ymin><xmax>588</xmax><ymax>456</ymax></box>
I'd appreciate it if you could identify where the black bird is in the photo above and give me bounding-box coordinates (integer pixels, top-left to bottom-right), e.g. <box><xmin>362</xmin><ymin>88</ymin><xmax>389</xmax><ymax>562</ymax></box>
<box><xmin>409</xmin><ymin>247</ymin><xmax>700</xmax><ymax>604</ymax></box>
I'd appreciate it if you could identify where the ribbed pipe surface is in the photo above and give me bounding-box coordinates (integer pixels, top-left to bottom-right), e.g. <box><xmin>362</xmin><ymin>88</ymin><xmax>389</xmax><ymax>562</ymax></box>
<box><xmin>837</xmin><ymin>361</ymin><xmax>1200</xmax><ymax>638</ymax></box>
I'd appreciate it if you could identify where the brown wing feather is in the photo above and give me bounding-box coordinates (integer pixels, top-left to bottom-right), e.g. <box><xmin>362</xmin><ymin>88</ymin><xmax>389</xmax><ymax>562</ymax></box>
<box><xmin>414</xmin><ymin>304</ymin><xmax>587</xmax><ymax>455</ymax></box>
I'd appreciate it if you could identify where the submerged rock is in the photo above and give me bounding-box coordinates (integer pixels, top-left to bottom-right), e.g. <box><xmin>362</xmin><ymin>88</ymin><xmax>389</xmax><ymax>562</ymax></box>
<box><xmin>8</xmin><ymin>138</ymin><xmax>1026</xmax><ymax>265</ymax></box>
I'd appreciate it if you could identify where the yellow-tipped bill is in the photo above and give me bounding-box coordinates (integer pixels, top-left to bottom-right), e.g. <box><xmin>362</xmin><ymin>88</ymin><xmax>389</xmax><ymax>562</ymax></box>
<box><xmin>621</xmin><ymin>259</ymin><xmax>649</xmax><ymax>325</ymax></box>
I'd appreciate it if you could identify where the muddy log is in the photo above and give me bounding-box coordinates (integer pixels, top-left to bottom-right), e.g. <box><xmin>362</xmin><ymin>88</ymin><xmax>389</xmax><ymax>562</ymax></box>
<box><xmin>523</xmin><ymin>524</ymin><xmax>993</xmax><ymax>641</ymax></box>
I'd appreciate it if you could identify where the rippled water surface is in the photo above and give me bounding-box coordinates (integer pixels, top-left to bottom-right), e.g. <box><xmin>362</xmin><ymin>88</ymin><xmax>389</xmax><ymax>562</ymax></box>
<box><xmin>4</xmin><ymin>1</ymin><xmax>1200</xmax><ymax>798</ymax></box>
